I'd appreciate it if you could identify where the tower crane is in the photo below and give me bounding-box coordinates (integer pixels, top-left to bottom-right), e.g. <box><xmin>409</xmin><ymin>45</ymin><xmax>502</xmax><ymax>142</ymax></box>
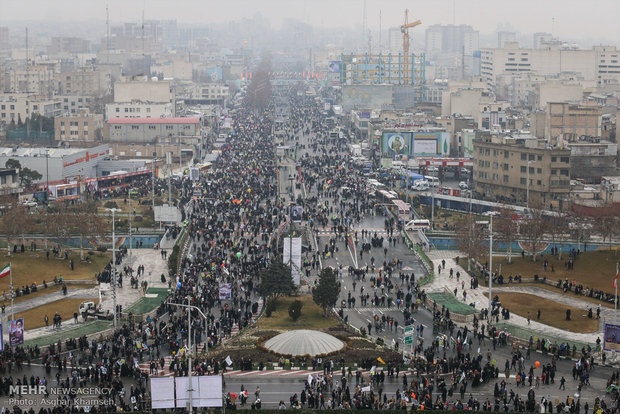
<box><xmin>401</xmin><ymin>9</ymin><xmax>421</xmax><ymax>85</ymax></box>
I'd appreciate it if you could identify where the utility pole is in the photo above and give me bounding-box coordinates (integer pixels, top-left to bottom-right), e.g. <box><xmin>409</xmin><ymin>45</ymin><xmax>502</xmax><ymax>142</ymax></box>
<box><xmin>488</xmin><ymin>214</ymin><xmax>493</xmax><ymax>325</ymax></box>
<box><xmin>187</xmin><ymin>296</ymin><xmax>193</xmax><ymax>414</ymax></box>
<box><xmin>107</xmin><ymin>208</ymin><xmax>120</xmax><ymax>328</ymax></box>
<box><xmin>152</xmin><ymin>151</ymin><xmax>156</xmax><ymax>210</ymax></box>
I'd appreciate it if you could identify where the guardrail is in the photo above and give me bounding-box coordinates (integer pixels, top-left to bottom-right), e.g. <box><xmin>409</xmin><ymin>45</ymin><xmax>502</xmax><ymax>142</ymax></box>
<box><xmin>402</xmin><ymin>228</ymin><xmax>434</xmax><ymax>286</ymax></box>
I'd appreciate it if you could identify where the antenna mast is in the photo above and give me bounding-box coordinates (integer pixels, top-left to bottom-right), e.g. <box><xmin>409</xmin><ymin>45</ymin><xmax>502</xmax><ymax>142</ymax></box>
<box><xmin>106</xmin><ymin>4</ymin><xmax>110</xmax><ymax>64</ymax></box>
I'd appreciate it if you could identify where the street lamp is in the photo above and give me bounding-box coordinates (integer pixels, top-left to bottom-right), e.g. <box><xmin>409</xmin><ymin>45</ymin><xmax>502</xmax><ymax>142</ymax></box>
<box><xmin>106</xmin><ymin>208</ymin><xmax>121</xmax><ymax>328</ymax></box>
<box><xmin>167</xmin><ymin>297</ymin><xmax>210</xmax><ymax>414</ymax></box>
<box><xmin>526</xmin><ymin>160</ymin><xmax>532</xmax><ymax>208</ymax></box>
<box><xmin>477</xmin><ymin>211</ymin><xmax>498</xmax><ymax>325</ymax></box>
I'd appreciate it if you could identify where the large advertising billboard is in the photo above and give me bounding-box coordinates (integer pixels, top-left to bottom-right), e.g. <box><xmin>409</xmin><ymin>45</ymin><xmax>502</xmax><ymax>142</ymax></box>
<box><xmin>382</xmin><ymin>132</ymin><xmax>412</xmax><ymax>157</ymax></box>
<box><xmin>604</xmin><ymin>323</ymin><xmax>620</xmax><ymax>352</ymax></box>
<box><xmin>412</xmin><ymin>132</ymin><xmax>450</xmax><ymax>156</ymax></box>
<box><xmin>328</xmin><ymin>61</ymin><xmax>341</xmax><ymax>73</ymax></box>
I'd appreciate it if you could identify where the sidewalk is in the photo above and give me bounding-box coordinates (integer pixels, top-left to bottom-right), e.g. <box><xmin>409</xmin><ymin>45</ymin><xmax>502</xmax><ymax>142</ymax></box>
<box><xmin>22</xmin><ymin>243</ymin><xmax>171</xmax><ymax>344</ymax></box>
<box><xmin>425</xmin><ymin>251</ymin><xmax>601</xmax><ymax>346</ymax></box>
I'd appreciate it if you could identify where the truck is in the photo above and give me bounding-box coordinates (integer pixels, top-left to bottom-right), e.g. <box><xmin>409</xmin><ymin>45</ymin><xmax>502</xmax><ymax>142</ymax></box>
<box><xmin>79</xmin><ymin>301</ymin><xmax>111</xmax><ymax>321</ymax></box>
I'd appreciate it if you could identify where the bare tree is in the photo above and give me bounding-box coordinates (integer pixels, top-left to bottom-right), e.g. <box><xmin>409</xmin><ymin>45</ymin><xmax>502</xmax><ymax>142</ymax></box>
<box><xmin>593</xmin><ymin>215</ymin><xmax>618</xmax><ymax>250</ymax></box>
<box><xmin>72</xmin><ymin>202</ymin><xmax>106</xmax><ymax>261</ymax></box>
<box><xmin>494</xmin><ymin>207</ymin><xmax>519</xmax><ymax>264</ymax></box>
<box><xmin>1</xmin><ymin>202</ymin><xmax>25</xmax><ymax>256</ymax></box>
<box><xmin>519</xmin><ymin>203</ymin><xmax>548</xmax><ymax>262</ymax></box>
<box><xmin>547</xmin><ymin>214</ymin><xmax>570</xmax><ymax>260</ymax></box>
<box><xmin>48</xmin><ymin>202</ymin><xmax>74</xmax><ymax>252</ymax></box>
<box><xmin>454</xmin><ymin>214</ymin><xmax>487</xmax><ymax>271</ymax></box>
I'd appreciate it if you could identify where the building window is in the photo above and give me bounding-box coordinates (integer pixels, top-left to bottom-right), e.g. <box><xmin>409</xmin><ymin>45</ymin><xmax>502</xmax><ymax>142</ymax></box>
<box><xmin>537</xmin><ymin>168</ymin><xmax>542</xmax><ymax>174</ymax></box>
<box><xmin>529</xmin><ymin>167</ymin><xmax>534</xmax><ymax>174</ymax></box>
<box><xmin>520</xmin><ymin>177</ymin><xmax>527</xmax><ymax>185</ymax></box>
<box><xmin>551</xmin><ymin>156</ymin><xmax>557</xmax><ymax>162</ymax></box>
<box><xmin>551</xmin><ymin>169</ymin><xmax>557</xmax><ymax>175</ymax></box>
<box><xmin>560</xmin><ymin>157</ymin><xmax>569</xmax><ymax>163</ymax></box>
<box><xmin>537</xmin><ymin>180</ymin><xmax>542</xmax><ymax>185</ymax></box>
<box><xmin>504</xmin><ymin>151</ymin><xmax>509</xmax><ymax>158</ymax></box>
<box><xmin>1</xmin><ymin>176</ymin><xmax>5</xmax><ymax>185</ymax></box>
<box><xmin>520</xmin><ymin>166</ymin><xmax>526</xmax><ymax>173</ymax></box>
<box><xmin>528</xmin><ymin>154</ymin><xmax>535</xmax><ymax>161</ymax></box>
<box><xmin>537</xmin><ymin>155</ymin><xmax>542</xmax><ymax>161</ymax></box>
<box><xmin>521</xmin><ymin>153</ymin><xmax>527</xmax><ymax>160</ymax></box>
<box><xmin>560</xmin><ymin>169</ymin><xmax>569</xmax><ymax>176</ymax></box>
<box><xmin>148</xmin><ymin>125</ymin><xmax>156</xmax><ymax>130</ymax></box>
<box><xmin>503</xmin><ymin>175</ymin><xmax>509</xmax><ymax>183</ymax></box>
<box><xmin>492</xmin><ymin>173</ymin><xmax>499</xmax><ymax>181</ymax></box>
<box><xmin>131</xmin><ymin>125</ymin><xmax>139</xmax><ymax>130</ymax></box>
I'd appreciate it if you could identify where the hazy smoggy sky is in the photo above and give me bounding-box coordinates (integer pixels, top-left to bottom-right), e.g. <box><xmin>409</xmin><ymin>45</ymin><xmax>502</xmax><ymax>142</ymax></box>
<box><xmin>1</xmin><ymin>0</ymin><xmax>619</xmax><ymax>45</ymax></box>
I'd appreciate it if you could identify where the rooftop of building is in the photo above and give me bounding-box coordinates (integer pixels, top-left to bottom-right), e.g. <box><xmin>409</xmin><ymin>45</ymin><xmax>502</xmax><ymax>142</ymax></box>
<box><xmin>107</xmin><ymin>117</ymin><xmax>200</xmax><ymax>124</ymax></box>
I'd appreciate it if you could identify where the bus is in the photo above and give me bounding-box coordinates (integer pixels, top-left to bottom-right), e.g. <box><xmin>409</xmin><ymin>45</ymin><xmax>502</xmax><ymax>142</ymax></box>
<box><xmin>424</xmin><ymin>176</ymin><xmax>439</xmax><ymax>187</ymax></box>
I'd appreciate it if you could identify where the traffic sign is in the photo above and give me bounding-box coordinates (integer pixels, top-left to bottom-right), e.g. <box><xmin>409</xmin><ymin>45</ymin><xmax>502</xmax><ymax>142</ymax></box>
<box><xmin>404</xmin><ymin>325</ymin><xmax>414</xmax><ymax>334</ymax></box>
<box><xmin>404</xmin><ymin>336</ymin><xmax>413</xmax><ymax>345</ymax></box>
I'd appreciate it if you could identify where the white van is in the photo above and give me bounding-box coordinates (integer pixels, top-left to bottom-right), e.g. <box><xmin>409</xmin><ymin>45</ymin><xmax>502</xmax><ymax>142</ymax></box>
<box><xmin>412</xmin><ymin>180</ymin><xmax>429</xmax><ymax>191</ymax></box>
<box><xmin>405</xmin><ymin>219</ymin><xmax>431</xmax><ymax>230</ymax></box>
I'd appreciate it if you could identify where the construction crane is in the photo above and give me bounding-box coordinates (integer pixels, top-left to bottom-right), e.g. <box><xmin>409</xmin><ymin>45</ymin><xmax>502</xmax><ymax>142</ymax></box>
<box><xmin>401</xmin><ymin>9</ymin><xmax>421</xmax><ymax>85</ymax></box>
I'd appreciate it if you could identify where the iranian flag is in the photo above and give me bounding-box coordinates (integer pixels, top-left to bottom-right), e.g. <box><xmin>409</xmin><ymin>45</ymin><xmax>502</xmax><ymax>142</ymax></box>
<box><xmin>0</xmin><ymin>264</ymin><xmax>9</xmax><ymax>279</ymax></box>
<box><xmin>614</xmin><ymin>272</ymin><xmax>619</xmax><ymax>288</ymax></box>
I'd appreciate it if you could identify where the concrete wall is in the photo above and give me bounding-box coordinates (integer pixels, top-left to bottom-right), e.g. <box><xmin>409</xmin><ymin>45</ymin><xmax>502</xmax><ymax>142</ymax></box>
<box><xmin>114</xmin><ymin>80</ymin><xmax>171</xmax><ymax>103</ymax></box>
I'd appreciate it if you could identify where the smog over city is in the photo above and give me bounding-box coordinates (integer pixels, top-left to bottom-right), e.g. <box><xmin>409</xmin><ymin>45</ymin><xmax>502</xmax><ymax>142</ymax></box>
<box><xmin>0</xmin><ymin>0</ymin><xmax>619</xmax><ymax>413</ymax></box>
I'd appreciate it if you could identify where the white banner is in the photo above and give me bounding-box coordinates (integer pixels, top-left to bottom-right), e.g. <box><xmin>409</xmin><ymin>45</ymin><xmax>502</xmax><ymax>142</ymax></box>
<box><xmin>154</xmin><ymin>205</ymin><xmax>181</xmax><ymax>223</ymax></box>
<box><xmin>282</xmin><ymin>236</ymin><xmax>302</xmax><ymax>286</ymax></box>
<box><xmin>150</xmin><ymin>377</ymin><xmax>175</xmax><ymax>409</ymax></box>
<box><xmin>197</xmin><ymin>376</ymin><xmax>223</xmax><ymax>407</ymax></box>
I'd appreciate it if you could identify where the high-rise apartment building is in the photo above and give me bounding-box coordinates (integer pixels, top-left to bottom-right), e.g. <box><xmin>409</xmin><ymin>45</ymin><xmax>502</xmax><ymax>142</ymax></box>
<box><xmin>497</xmin><ymin>31</ymin><xmax>516</xmax><ymax>48</ymax></box>
<box><xmin>425</xmin><ymin>24</ymin><xmax>479</xmax><ymax>57</ymax></box>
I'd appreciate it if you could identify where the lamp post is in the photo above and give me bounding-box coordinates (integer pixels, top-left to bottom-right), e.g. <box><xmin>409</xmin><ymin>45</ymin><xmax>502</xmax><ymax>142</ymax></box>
<box><xmin>106</xmin><ymin>207</ymin><xmax>121</xmax><ymax>328</ymax></box>
<box><xmin>526</xmin><ymin>160</ymin><xmax>532</xmax><ymax>208</ymax></box>
<box><xmin>167</xmin><ymin>298</ymin><xmax>210</xmax><ymax>414</ymax></box>
<box><xmin>478</xmin><ymin>211</ymin><xmax>497</xmax><ymax>325</ymax></box>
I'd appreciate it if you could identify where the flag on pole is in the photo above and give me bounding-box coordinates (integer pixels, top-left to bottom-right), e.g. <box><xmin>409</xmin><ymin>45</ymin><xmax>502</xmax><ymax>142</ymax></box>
<box><xmin>377</xmin><ymin>357</ymin><xmax>386</xmax><ymax>365</ymax></box>
<box><xmin>225</xmin><ymin>355</ymin><xmax>233</xmax><ymax>366</ymax></box>
<box><xmin>614</xmin><ymin>272</ymin><xmax>619</xmax><ymax>288</ymax></box>
<box><xmin>0</xmin><ymin>264</ymin><xmax>9</xmax><ymax>279</ymax></box>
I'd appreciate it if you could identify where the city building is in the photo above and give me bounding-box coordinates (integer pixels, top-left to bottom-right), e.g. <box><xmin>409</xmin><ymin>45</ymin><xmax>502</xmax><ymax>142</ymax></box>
<box><xmin>0</xmin><ymin>94</ymin><xmax>62</xmax><ymax>125</ymax></box>
<box><xmin>0</xmin><ymin>168</ymin><xmax>20</xmax><ymax>196</ymax></box>
<box><xmin>481</xmin><ymin>43</ymin><xmax>620</xmax><ymax>91</ymax></box>
<box><xmin>425</xmin><ymin>24</ymin><xmax>479</xmax><ymax>57</ymax></box>
<box><xmin>105</xmin><ymin>101</ymin><xmax>173</xmax><ymax>120</ymax></box>
<box><xmin>106</xmin><ymin>117</ymin><xmax>200</xmax><ymax>143</ymax></box>
<box><xmin>0</xmin><ymin>145</ymin><xmax>111</xmax><ymax>183</ymax></box>
<box><xmin>545</xmin><ymin>102</ymin><xmax>602</xmax><ymax>145</ymax></box>
<box><xmin>6</xmin><ymin>65</ymin><xmax>56</xmax><ymax>96</ymax></box>
<box><xmin>47</xmin><ymin>37</ymin><xmax>90</xmax><ymax>55</ymax></box>
<box><xmin>473</xmin><ymin>134</ymin><xmax>571</xmax><ymax>209</ymax></box>
<box><xmin>533</xmin><ymin>32</ymin><xmax>553</xmax><ymax>49</ymax></box>
<box><xmin>55</xmin><ymin>67</ymin><xmax>111</xmax><ymax>96</ymax></box>
<box><xmin>178</xmin><ymin>83</ymin><xmax>230</xmax><ymax>105</ymax></box>
<box><xmin>0</xmin><ymin>27</ymin><xmax>9</xmax><ymax>54</ymax></box>
<box><xmin>113</xmin><ymin>79</ymin><xmax>171</xmax><ymax>103</ymax></box>
<box><xmin>497</xmin><ymin>31</ymin><xmax>516</xmax><ymax>48</ymax></box>
<box><xmin>54</xmin><ymin>108</ymin><xmax>104</xmax><ymax>142</ymax></box>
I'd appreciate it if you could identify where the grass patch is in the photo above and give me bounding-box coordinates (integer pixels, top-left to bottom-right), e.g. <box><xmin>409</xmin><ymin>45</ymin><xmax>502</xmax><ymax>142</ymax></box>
<box><xmin>24</xmin><ymin>320</ymin><xmax>112</xmax><ymax>348</ymax></box>
<box><xmin>0</xmin><ymin>251</ymin><xmax>109</xmax><ymax>295</ymax></box>
<box><xmin>0</xmin><ymin>283</ymin><xmax>96</xmax><ymax>306</ymax></box>
<box><xmin>125</xmin><ymin>287</ymin><xmax>169</xmax><ymax>315</ymax></box>
<box><xmin>493</xmin><ymin>250</ymin><xmax>620</xmax><ymax>294</ymax></box>
<box><xmin>512</xmin><ymin>283</ymin><xmax>615</xmax><ymax>309</ymax></box>
<box><xmin>427</xmin><ymin>292</ymin><xmax>478</xmax><ymax>315</ymax></box>
<box><xmin>257</xmin><ymin>295</ymin><xmax>340</xmax><ymax>330</ymax></box>
<box><xmin>493</xmin><ymin>292</ymin><xmax>599</xmax><ymax>333</ymax></box>
<box><xmin>15</xmin><ymin>297</ymin><xmax>99</xmax><ymax>330</ymax></box>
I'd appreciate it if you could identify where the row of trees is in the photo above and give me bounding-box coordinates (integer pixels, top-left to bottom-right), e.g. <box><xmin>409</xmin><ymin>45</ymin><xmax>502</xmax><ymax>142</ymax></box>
<box><xmin>456</xmin><ymin>204</ymin><xmax>620</xmax><ymax>265</ymax></box>
<box><xmin>1</xmin><ymin>201</ymin><xmax>107</xmax><ymax>260</ymax></box>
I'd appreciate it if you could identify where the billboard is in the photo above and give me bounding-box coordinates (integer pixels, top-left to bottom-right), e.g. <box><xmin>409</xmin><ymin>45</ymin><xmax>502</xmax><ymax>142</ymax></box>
<box><xmin>205</xmin><ymin>67</ymin><xmax>223</xmax><ymax>81</ymax></box>
<box><xmin>218</xmin><ymin>283</ymin><xmax>232</xmax><ymax>300</ymax></box>
<box><xmin>151</xmin><ymin>377</ymin><xmax>176</xmax><ymax>409</ymax></box>
<box><xmin>328</xmin><ymin>61</ymin><xmax>341</xmax><ymax>73</ymax></box>
<box><xmin>412</xmin><ymin>132</ymin><xmax>450</xmax><ymax>156</ymax></box>
<box><xmin>382</xmin><ymin>132</ymin><xmax>412</xmax><ymax>157</ymax></box>
<box><xmin>290</xmin><ymin>205</ymin><xmax>303</xmax><ymax>223</ymax></box>
<box><xmin>8</xmin><ymin>319</ymin><xmax>24</xmax><ymax>347</ymax></box>
<box><xmin>283</xmin><ymin>237</ymin><xmax>302</xmax><ymax>286</ymax></box>
<box><xmin>604</xmin><ymin>323</ymin><xmax>620</xmax><ymax>352</ymax></box>
<box><xmin>154</xmin><ymin>205</ymin><xmax>181</xmax><ymax>223</ymax></box>
<box><xmin>189</xmin><ymin>167</ymin><xmax>200</xmax><ymax>181</ymax></box>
